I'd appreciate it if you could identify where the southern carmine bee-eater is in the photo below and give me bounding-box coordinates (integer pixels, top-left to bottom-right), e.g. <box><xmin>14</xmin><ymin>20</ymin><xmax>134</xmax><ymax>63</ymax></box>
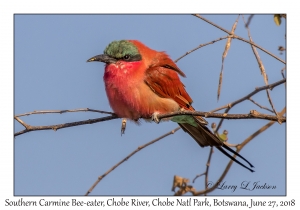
<box><xmin>87</xmin><ymin>40</ymin><xmax>254</xmax><ymax>172</ymax></box>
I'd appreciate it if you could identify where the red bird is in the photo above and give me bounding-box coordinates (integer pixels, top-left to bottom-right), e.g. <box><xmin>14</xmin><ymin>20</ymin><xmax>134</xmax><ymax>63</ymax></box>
<box><xmin>87</xmin><ymin>40</ymin><xmax>254</xmax><ymax>172</ymax></box>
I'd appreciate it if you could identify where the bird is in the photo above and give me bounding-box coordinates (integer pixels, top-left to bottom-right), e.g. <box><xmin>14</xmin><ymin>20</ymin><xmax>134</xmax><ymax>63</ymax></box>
<box><xmin>87</xmin><ymin>40</ymin><xmax>254</xmax><ymax>172</ymax></box>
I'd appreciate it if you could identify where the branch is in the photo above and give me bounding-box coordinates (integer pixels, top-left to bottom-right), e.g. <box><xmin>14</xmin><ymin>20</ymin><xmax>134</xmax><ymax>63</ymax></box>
<box><xmin>217</xmin><ymin>15</ymin><xmax>239</xmax><ymax>100</ymax></box>
<box><xmin>245</xmin><ymin>14</ymin><xmax>254</xmax><ymax>28</ymax></box>
<box><xmin>174</xmin><ymin>36</ymin><xmax>229</xmax><ymax>63</ymax></box>
<box><xmin>156</xmin><ymin>110</ymin><xmax>285</xmax><ymax>122</ymax></box>
<box><xmin>14</xmin><ymin>109</ymin><xmax>285</xmax><ymax>137</ymax></box>
<box><xmin>192</xmin><ymin>147</ymin><xmax>214</xmax><ymax>196</ymax></box>
<box><xmin>193</xmin><ymin>107</ymin><xmax>286</xmax><ymax>195</ymax></box>
<box><xmin>242</xmin><ymin>15</ymin><xmax>280</xmax><ymax>123</ymax></box>
<box><xmin>14</xmin><ymin>77</ymin><xmax>285</xmax><ymax>138</ymax></box>
<box><xmin>210</xmin><ymin>78</ymin><xmax>285</xmax><ymax>131</ymax></box>
<box><xmin>281</xmin><ymin>67</ymin><xmax>286</xmax><ymax>79</ymax></box>
<box><xmin>211</xmin><ymin>78</ymin><xmax>285</xmax><ymax>114</ymax></box>
<box><xmin>85</xmin><ymin>126</ymin><xmax>181</xmax><ymax>196</ymax></box>
<box><xmin>14</xmin><ymin>115</ymin><xmax>118</xmax><ymax>137</ymax></box>
<box><xmin>192</xmin><ymin>14</ymin><xmax>286</xmax><ymax>64</ymax></box>
<box><xmin>248</xmin><ymin>98</ymin><xmax>274</xmax><ymax>113</ymax></box>
<box><xmin>15</xmin><ymin>108</ymin><xmax>114</xmax><ymax>117</ymax></box>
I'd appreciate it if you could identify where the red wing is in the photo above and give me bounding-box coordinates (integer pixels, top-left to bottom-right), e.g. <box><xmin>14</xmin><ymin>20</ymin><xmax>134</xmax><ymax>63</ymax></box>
<box><xmin>144</xmin><ymin>52</ymin><xmax>208</xmax><ymax>125</ymax></box>
<box><xmin>144</xmin><ymin>65</ymin><xmax>194</xmax><ymax>110</ymax></box>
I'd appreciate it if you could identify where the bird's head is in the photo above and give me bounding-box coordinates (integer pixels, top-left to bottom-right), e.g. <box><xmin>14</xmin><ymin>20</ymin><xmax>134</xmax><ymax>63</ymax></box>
<box><xmin>87</xmin><ymin>40</ymin><xmax>142</xmax><ymax>64</ymax></box>
<box><xmin>87</xmin><ymin>40</ymin><xmax>186</xmax><ymax>77</ymax></box>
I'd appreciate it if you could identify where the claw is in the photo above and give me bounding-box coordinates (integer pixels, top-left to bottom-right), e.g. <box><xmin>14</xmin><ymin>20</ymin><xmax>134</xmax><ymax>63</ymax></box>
<box><xmin>151</xmin><ymin>112</ymin><xmax>160</xmax><ymax>124</ymax></box>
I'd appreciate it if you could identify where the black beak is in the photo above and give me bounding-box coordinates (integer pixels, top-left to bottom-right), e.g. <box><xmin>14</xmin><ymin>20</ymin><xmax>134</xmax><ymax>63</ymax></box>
<box><xmin>87</xmin><ymin>54</ymin><xmax>117</xmax><ymax>64</ymax></box>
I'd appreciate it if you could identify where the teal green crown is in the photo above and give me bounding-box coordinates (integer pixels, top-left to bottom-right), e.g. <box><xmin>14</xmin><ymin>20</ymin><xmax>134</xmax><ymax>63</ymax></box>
<box><xmin>104</xmin><ymin>40</ymin><xmax>141</xmax><ymax>61</ymax></box>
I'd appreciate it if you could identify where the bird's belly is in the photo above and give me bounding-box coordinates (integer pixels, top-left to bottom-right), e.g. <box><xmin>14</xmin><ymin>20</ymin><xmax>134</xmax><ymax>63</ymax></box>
<box><xmin>105</xmin><ymin>82</ymin><xmax>179</xmax><ymax>120</ymax></box>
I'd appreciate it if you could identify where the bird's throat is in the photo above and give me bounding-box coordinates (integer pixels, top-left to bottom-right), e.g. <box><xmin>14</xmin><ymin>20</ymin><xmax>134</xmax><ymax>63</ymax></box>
<box><xmin>104</xmin><ymin>60</ymin><xmax>143</xmax><ymax>79</ymax></box>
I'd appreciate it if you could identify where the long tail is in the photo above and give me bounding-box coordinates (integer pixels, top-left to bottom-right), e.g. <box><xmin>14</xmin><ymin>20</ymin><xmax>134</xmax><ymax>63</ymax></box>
<box><xmin>179</xmin><ymin>120</ymin><xmax>254</xmax><ymax>172</ymax></box>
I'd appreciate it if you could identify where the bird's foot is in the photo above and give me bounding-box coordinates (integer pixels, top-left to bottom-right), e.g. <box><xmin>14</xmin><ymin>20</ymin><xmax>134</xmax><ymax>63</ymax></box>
<box><xmin>151</xmin><ymin>112</ymin><xmax>161</xmax><ymax>124</ymax></box>
<box><xmin>121</xmin><ymin>118</ymin><xmax>127</xmax><ymax>136</ymax></box>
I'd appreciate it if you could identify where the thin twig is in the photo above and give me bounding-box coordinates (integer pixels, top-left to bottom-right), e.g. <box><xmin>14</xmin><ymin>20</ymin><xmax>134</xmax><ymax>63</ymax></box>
<box><xmin>248</xmin><ymin>97</ymin><xmax>274</xmax><ymax>113</ymax></box>
<box><xmin>15</xmin><ymin>108</ymin><xmax>114</xmax><ymax>117</ymax></box>
<box><xmin>245</xmin><ymin>15</ymin><xmax>254</xmax><ymax>28</ymax></box>
<box><xmin>192</xmin><ymin>173</ymin><xmax>206</xmax><ymax>183</ymax></box>
<box><xmin>174</xmin><ymin>36</ymin><xmax>229</xmax><ymax>63</ymax></box>
<box><xmin>85</xmin><ymin>126</ymin><xmax>181</xmax><ymax>196</ymax></box>
<box><xmin>192</xmin><ymin>147</ymin><xmax>214</xmax><ymax>184</ymax></box>
<box><xmin>192</xmin><ymin>14</ymin><xmax>286</xmax><ymax>64</ymax></box>
<box><xmin>242</xmin><ymin>15</ymin><xmax>280</xmax><ymax>123</ymax></box>
<box><xmin>223</xmin><ymin>142</ymin><xmax>238</xmax><ymax>148</ymax></box>
<box><xmin>210</xmin><ymin>78</ymin><xmax>285</xmax><ymax>132</ymax></box>
<box><xmin>14</xmin><ymin>117</ymin><xmax>30</xmax><ymax>129</ymax></box>
<box><xmin>204</xmin><ymin>147</ymin><xmax>214</xmax><ymax>196</ymax></box>
<box><xmin>281</xmin><ymin>67</ymin><xmax>286</xmax><ymax>89</ymax></box>
<box><xmin>193</xmin><ymin>107</ymin><xmax>286</xmax><ymax>195</ymax></box>
<box><xmin>218</xmin><ymin>15</ymin><xmax>240</xmax><ymax>101</ymax></box>
<box><xmin>14</xmin><ymin>115</ymin><xmax>118</xmax><ymax>137</ymax></box>
<box><xmin>281</xmin><ymin>67</ymin><xmax>286</xmax><ymax>78</ymax></box>
<box><xmin>210</xmin><ymin>78</ymin><xmax>285</xmax><ymax>113</ymax></box>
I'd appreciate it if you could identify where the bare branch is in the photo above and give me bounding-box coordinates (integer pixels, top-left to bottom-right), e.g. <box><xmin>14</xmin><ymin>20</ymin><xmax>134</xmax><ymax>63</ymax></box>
<box><xmin>85</xmin><ymin>126</ymin><xmax>181</xmax><ymax>196</ymax></box>
<box><xmin>174</xmin><ymin>36</ymin><xmax>229</xmax><ymax>63</ymax></box>
<box><xmin>210</xmin><ymin>78</ymin><xmax>285</xmax><ymax>131</ymax></box>
<box><xmin>240</xmin><ymin>106</ymin><xmax>286</xmax><ymax>148</ymax></box>
<box><xmin>192</xmin><ymin>147</ymin><xmax>214</xmax><ymax>185</ymax></box>
<box><xmin>14</xmin><ymin>115</ymin><xmax>118</xmax><ymax>137</ymax></box>
<box><xmin>248</xmin><ymin>98</ymin><xmax>274</xmax><ymax>113</ymax></box>
<box><xmin>14</xmin><ymin>78</ymin><xmax>285</xmax><ymax>137</ymax></box>
<box><xmin>245</xmin><ymin>14</ymin><xmax>254</xmax><ymax>28</ymax></box>
<box><xmin>193</xmin><ymin>107</ymin><xmax>286</xmax><ymax>195</ymax></box>
<box><xmin>211</xmin><ymin>78</ymin><xmax>285</xmax><ymax>113</ymax></box>
<box><xmin>192</xmin><ymin>14</ymin><xmax>286</xmax><ymax>64</ymax></box>
<box><xmin>14</xmin><ymin>117</ymin><xmax>30</xmax><ymax>129</ymax></box>
<box><xmin>192</xmin><ymin>172</ymin><xmax>206</xmax><ymax>183</ymax></box>
<box><xmin>281</xmin><ymin>67</ymin><xmax>286</xmax><ymax>79</ymax></box>
<box><xmin>242</xmin><ymin>15</ymin><xmax>280</xmax><ymax>123</ymax></box>
<box><xmin>157</xmin><ymin>110</ymin><xmax>285</xmax><ymax>122</ymax></box>
<box><xmin>204</xmin><ymin>147</ymin><xmax>214</xmax><ymax>195</ymax></box>
<box><xmin>218</xmin><ymin>15</ymin><xmax>239</xmax><ymax>100</ymax></box>
<box><xmin>15</xmin><ymin>108</ymin><xmax>114</xmax><ymax>117</ymax></box>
